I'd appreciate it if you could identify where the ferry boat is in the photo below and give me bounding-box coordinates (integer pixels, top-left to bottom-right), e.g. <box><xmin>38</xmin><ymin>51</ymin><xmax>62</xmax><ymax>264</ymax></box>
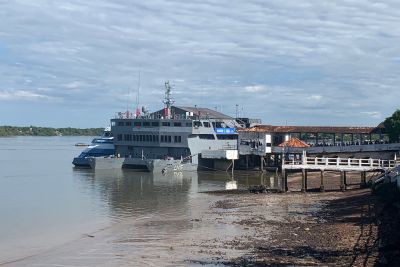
<box><xmin>72</xmin><ymin>127</ymin><xmax>115</xmax><ymax>167</ymax></box>
<box><xmin>89</xmin><ymin>82</ymin><xmax>249</xmax><ymax>172</ymax></box>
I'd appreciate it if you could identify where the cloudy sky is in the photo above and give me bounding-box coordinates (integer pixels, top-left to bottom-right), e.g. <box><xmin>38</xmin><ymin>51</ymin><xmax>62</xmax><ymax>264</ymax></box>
<box><xmin>1</xmin><ymin>0</ymin><xmax>400</xmax><ymax>127</ymax></box>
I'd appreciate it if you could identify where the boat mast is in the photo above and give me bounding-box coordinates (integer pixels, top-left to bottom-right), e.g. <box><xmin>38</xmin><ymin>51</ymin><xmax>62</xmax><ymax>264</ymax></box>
<box><xmin>135</xmin><ymin>71</ymin><xmax>141</xmax><ymax>118</ymax></box>
<box><xmin>163</xmin><ymin>81</ymin><xmax>174</xmax><ymax>119</ymax></box>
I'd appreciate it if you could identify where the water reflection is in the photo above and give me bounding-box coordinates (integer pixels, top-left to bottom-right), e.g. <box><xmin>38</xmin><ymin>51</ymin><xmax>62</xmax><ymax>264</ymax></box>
<box><xmin>71</xmin><ymin>169</ymin><xmax>282</xmax><ymax>222</ymax></box>
<box><xmin>73</xmin><ymin>169</ymin><xmax>199</xmax><ymax>221</ymax></box>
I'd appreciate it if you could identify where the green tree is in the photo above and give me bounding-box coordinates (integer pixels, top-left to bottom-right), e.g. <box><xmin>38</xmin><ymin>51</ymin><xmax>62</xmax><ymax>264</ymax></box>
<box><xmin>384</xmin><ymin>109</ymin><xmax>400</xmax><ymax>142</ymax></box>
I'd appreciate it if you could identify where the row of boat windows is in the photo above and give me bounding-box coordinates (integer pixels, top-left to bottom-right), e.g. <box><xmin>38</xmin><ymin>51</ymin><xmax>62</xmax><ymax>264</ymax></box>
<box><xmin>115</xmin><ymin>121</ymin><xmax>193</xmax><ymax>127</ymax></box>
<box><xmin>117</xmin><ymin>134</ymin><xmax>182</xmax><ymax>143</ymax></box>
<box><xmin>113</xmin><ymin>121</ymin><xmax>219</xmax><ymax>128</ymax></box>
<box><xmin>116</xmin><ymin>133</ymin><xmax>237</xmax><ymax>142</ymax></box>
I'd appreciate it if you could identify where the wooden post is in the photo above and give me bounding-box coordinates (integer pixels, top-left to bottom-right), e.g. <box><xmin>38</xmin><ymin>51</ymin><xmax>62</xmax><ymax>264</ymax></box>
<box><xmin>281</xmin><ymin>170</ymin><xmax>288</xmax><ymax>192</ymax></box>
<box><xmin>344</xmin><ymin>171</ymin><xmax>347</xmax><ymax>187</ymax></box>
<box><xmin>301</xmin><ymin>169</ymin><xmax>307</xmax><ymax>192</ymax></box>
<box><xmin>246</xmin><ymin>155</ymin><xmax>249</xmax><ymax>170</ymax></box>
<box><xmin>361</xmin><ymin>171</ymin><xmax>367</xmax><ymax>187</ymax></box>
<box><xmin>284</xmin><ymin>170</ymin><xmax>288</xmax><ymax>192</ymax></box>
<box><xmin>340</xmin><ymin>171</ymin><xmax>346</xmax><ymax>191</ymax></box>
<box><xmin>305</xmin><ymin>170</ymin><xmax>308</xmax><ymax>190</ymax></box>
<box><xmin>260</xmin><ymin>156</ymin><xmax>264</xmax><ymax>172</ymax></box>
<box><xmin>320</xmin><ymin>170</ymin><xmax>325</xmax><ymax>192</ymax></box>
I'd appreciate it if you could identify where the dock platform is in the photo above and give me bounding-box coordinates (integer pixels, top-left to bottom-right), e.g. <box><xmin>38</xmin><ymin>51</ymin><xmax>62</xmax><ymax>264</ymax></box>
<box><xmin>281</xmin><ymin>155</ymin><xmax>398</xmax><ymax>192</ymax></box>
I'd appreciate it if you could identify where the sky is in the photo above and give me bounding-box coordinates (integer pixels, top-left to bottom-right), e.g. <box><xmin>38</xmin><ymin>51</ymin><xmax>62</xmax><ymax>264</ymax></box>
<box><xmin>1</xmin><ymin>0</ymin><xmax>400</xmax><ymax>128</ymax></box>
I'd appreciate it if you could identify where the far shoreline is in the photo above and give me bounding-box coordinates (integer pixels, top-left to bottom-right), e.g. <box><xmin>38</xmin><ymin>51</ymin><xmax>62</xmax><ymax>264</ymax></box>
<box><xmin>0</xmin><ymin>126</ymin><xmax>104</xmax><ymax>137</ymax></box>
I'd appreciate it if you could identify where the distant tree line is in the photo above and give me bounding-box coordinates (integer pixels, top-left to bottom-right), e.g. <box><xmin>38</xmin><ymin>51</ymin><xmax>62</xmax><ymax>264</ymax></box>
<box><xmin>384</xmin><ymin>109</ymin><xmax>400</xmax><ymax>142</ymax></box>
<box><xmin>0</xmin><ymin>126</ymin><xmax>104</xmax><ymax>137</ymax></box>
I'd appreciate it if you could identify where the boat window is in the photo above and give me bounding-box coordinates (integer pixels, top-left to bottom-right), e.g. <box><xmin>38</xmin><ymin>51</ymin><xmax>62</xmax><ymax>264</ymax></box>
<box><xmin>173</xmin><ymin>122</ymin><xmax>182</xmax><ymax>127</ymax></box>
<box><xmin>168</xmin><ymin>135</ymin><xmax>172</xmax><ymax>143</ymax></box>
<box><xmin>117</xmin><ymin>134</ymin><xmax>122</xmax><ymax>141</ymax></box>
<box><xmin>118</xmin><ymin>122</ymin><xmax>124</xmax><ymax>126</ymax></box>
<box><xmin>188</xmin><ymin>134</ymin><xmax>199</xmax><ymax>138</ymax></box>
<box><xmin>162</xmin><ymin>122</ymin><xmax>170</xmax><ymax>126</ymax></box>
<box><xmin>151</xmin><ymin>122</ymin><xmax>159</xmax><ymax>127</ymax></box>
<box><xmin>132</xmin><ymin>135</ymin><xmax>137</xmax><ymax>141</ymax></box>
<box><xmin>199</xmin><ymin>134</ymin><xmax>215</xmax><ymax>140</ymax></box>
<box><xmin>203</xmin><ymin>122</ymin><xmax>211</xmax><ymax>128</ymax></box>
<box><xmin>134</xmin><ymin>122</ymin><xmax>141</xmax><ymax>127</ymax></box>
<box><xmin>211</xmin><ymin>122</ymin><xmax>216</xmax><ymax>128</ymax></box>
<box><xmin>194</xmin><ymin>121</ymin><xmax>202</xmax><ymax>127</ymax></box>
<box><xmin>111</xmin><ymin>121</ymin><xmax>116</xmax><ymax>126</ymax></box>
<box><xmin>143</xmin><ymin>122</ymin><xmax>150</xmax><ymax>127</ymax></box>
<box><xmin>174</xmin><ymin>136</ymin><xmax>182</xmax><ymax>143</ymax></box>
<box><xmin>161</xmin><ymin>135</ymin><xmax>165</xmax><ymax>142</ymax></box>
<box><xmin>125</xmin><ymin>122</ymin><xmax>132</xmax><ymax>126</ymax></box>
<box><xmin>216</xmin><ymin>134</ymin><xmax>238</xmax><ymax>140</ymax></box>
<box><xmin>186</xmin><ymin>122</ymin><xmax>192</xmax><ymax>127</ymax></box>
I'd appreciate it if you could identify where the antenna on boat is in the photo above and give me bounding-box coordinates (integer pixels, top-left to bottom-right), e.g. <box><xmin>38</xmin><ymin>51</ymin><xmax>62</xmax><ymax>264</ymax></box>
<box><xmin>163</xmin><ymin>81</ymin><xmax>174</xmax><ymax>119</ymax></box>
<box><xmin>135</xmin><ymin>71</ymin><xmax>141</xmax><ymax>118</ymax></box>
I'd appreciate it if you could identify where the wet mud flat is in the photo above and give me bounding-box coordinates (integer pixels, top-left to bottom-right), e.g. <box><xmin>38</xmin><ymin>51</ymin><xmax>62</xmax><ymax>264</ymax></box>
<box><xmin>4</xmin><ymin>173</ymin><xmax>399</xmax><ymax>267</ymax></box>
<box><xmin>197</xmin><ymin>173</ymin><xmax>400</xmax><ymax>266</ymax></box>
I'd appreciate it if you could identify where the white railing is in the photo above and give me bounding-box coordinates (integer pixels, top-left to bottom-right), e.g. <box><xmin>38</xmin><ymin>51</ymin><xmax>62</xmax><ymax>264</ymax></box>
<box><xmin>283</xmin><ymin>157</ymin><xmax>396</xmax><ymax>169</ymax></box>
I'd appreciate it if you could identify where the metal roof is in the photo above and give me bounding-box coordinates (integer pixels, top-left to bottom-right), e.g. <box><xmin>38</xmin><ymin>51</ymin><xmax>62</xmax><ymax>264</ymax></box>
<box><xmin>176</xmin><ymin>106</ymin><xmax>232</xmax><ymax>119</ymax></box>
<box><xmin>238</xmin><ymin>125</ymin><xmax>377</xmax><ymax>134</ymax></box>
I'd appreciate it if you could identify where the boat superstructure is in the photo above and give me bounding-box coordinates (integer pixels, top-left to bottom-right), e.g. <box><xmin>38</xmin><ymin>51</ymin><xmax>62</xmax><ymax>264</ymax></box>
<box><xmin>93</xmin><ymin>82</ymin><xmax>241</xmax><ymax>172</ymax></box>
<box><xmin>72</xmin><ymin>127</ymin><xmax>115</xmax><ymax>167</ymax></box>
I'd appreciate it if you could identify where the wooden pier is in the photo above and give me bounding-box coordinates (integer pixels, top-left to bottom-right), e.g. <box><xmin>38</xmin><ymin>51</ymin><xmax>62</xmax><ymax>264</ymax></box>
<box><xmin>281</xmin><ymin>155</ymin><xmax>398</xmax><ymax>192</ymax></box>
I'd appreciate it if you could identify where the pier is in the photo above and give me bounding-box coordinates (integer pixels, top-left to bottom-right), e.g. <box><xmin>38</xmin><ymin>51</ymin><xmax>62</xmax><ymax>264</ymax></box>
<box><xmin>237</xmin><ymin>124</ymin><xmax>400</xmax><ymax>171</ymax></box>
<box><xmin>281</xmin><ymin>154</ymin><xmax>398</xmax><ymax>192</ymax></box>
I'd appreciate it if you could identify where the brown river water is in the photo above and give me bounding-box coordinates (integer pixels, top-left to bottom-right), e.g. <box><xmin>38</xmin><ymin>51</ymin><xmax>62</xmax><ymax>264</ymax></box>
<box><xmin>0</xmin><ymin>136</ymin><xmax>282</xmax><ymax>266</ymax></box>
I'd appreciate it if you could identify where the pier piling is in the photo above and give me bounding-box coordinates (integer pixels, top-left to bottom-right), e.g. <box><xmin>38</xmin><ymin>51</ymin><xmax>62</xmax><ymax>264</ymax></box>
<box><xmin>301</xmin><ymin>169</ymin><xmax>307</xmax><ymax>192</ymax></box>
<box><xmin>340</xmin><ymin>171</ymin><xmax>346</xmax><ymax>191</ymax></box>
<box><xmin>361</xmin><ymin>171</ymin><xmax>367</xmax><ymax>187</ymax></box>
<box><xmin>282</xmin><ymin>170</ymin><xmax>288</xmax><ymax>192</ymax></box>
<box><xmin>320</xmin><ymin>170</ymin><xmax>325</xmax><ymax>192</ymax></box>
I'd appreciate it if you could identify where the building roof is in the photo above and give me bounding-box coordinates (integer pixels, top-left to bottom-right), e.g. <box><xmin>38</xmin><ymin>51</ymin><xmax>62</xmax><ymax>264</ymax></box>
<box><xmin>238</xmin><ymin>125</ymin><xmax>377</xmax><ymax>134</ymax></box>
<box><xmin>278</xmin><ymin>138</ymin><xmax>310</xmax><ymax>148</ymax></box>
<box><xmin>175</xmin><ymin>106</ymin><xmax>232</xmax><ymax>119</ymax></box>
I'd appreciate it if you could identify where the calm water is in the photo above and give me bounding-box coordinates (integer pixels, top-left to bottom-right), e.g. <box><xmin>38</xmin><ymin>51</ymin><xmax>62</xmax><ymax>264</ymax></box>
<box><xmin>0</xmin><ymin>137</ymin><xmax>275</xmax><ymax>264</ymax></box>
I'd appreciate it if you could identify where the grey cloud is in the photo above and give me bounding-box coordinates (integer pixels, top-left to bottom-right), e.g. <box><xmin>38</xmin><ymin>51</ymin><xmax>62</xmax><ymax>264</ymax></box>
<box><xmin>0</xmin><ymin>0</ymin><xmax>400</xmax><ymax>126</ymax></box>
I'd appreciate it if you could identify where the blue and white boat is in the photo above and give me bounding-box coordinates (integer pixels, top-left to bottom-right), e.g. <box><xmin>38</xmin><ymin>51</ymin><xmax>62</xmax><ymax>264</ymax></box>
<box><xmin>72</xmin><ymin>127</ymin><xmax>115</xmax><ymax>167</ymax></box>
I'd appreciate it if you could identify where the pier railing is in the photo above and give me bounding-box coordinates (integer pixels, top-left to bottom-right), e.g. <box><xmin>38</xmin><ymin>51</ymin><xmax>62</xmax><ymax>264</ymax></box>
<box><xmin>283</xmin><ymin>156</ymin><xmax>397</xmax><ymax>171</ymax></box>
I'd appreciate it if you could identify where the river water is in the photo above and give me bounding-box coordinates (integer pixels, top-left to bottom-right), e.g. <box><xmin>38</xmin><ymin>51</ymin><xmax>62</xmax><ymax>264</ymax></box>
<box><xmin>0</xmin><ymin>137</ymin><xmax>277</xmax><ymax>265</ymax></box>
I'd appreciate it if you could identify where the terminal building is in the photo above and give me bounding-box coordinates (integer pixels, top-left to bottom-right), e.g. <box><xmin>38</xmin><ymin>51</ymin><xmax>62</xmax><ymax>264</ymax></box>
<box><xmin>236</xmin><ymin>123</ymin><xmax>399</xmax><ymax>170</ymax></box>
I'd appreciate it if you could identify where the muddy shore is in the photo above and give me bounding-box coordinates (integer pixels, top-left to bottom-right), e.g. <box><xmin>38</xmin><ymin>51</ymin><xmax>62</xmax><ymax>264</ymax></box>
<box><xmin>195</xmin><ymin>172</ymin><xmax>400</xmax><ymax>266</ymax></box>
<box><xmin>3</xmin><ymin>172</ymin><xmax>399</xmax><ymax>267</ymax></box>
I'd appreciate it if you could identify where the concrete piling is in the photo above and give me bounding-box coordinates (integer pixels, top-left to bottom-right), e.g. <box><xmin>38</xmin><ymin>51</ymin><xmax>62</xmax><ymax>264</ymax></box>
<box><xmin>361</xmin><ymin>171</ymin><xmax>367</xmax><ymax>187</ymax></box>
<box><xmin>340</xmin><ymin>171</ymin><xmax>346</xmax><ymax>191</ymax></box>
<box><xmin>284</xmin><ymin>171</ymin><xmax>288</xmax><ymax>192</ymax></box>
<box><xmin>301</xmin><ymin>169</ymin><xmax>307</xmax><ymax>192</ymax></box>
<box><xmin>320</xmin><ymin>170</ymin><xmax>325</xmax><ymax>192</ymax></box>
